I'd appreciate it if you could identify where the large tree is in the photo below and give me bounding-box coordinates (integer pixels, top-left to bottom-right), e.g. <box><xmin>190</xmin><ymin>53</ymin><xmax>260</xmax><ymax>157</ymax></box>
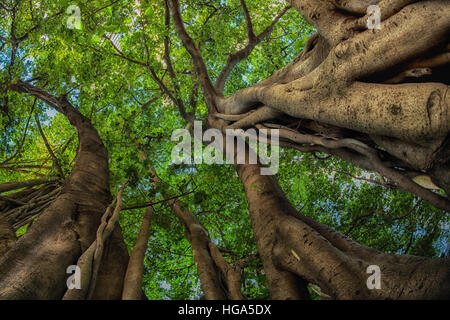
<box><xmin>0</xmin><ymin>0</ymin><xmax>448</xmax><ymax>300</ymax></box>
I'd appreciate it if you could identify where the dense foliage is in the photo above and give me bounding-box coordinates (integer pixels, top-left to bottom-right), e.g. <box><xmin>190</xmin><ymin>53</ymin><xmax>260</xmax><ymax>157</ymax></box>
<box><xmin>1</xmin><ymin>0</ymin><xmax>448</xmax><ymax>299</ymax></box>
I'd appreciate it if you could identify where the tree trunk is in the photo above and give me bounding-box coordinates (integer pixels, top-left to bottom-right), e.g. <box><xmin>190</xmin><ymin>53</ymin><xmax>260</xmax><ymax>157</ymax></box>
<box><xmin>234</xmin><ymin>155</ymin><xmax>450</xmax><ymax>299</ymax></box>
<box><xmin>122</xmin><ymin>206</ymin><xmax>153</xmax><ymax>300</ymax></box>
<box><xmin>168</xmin><ymin>0</ymin><xmax>450</xmax><ymax>299</ymax></box>
<box><xmin>214</xmin><ymin>0</ymin><xmax>450</xmax><ymax>210</ymax></box>
<box><xmin>0</xmin><ymin>82</ymin><xmax>129</xmax><ymax>299</ymax></box>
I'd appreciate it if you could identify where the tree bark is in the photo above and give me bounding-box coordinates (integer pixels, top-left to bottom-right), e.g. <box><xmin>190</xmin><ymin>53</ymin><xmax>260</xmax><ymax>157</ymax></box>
<box><xmin>122</xmin><ymin>206</ymin><xmax>153</xmax><ymax>300</ymax></box>
<box><xmin>213</xmin><ymin>0</ymin><xmax>450</xmax><ymax>209</ymax></box>
<box><xmin>0</xmin><ymin>82</ymin><xmax>129</xmax><ymax>299</ymax></box>
<box><xmin>134</xmin><ymin>133</ymin><xmax>245</xmax><ymax>300</ymax></box>
<box><xmin>149</xmin><ymin>166</ymin><xmax>244</xmax><ymax>300</ymax></box>
<box><xmin>0</xmin><ymin>215</ymin><xmax>16</xmax><ymax>258</ymax></box>
<box><xmin>234</xmin><ymin>153</ymin><xmax>450</xmax><ymax>299</ymax></box>
<box><xmin>169</xmin><ymin>0</ymin><xmax>450</xmax><ymax>299</ymax></box>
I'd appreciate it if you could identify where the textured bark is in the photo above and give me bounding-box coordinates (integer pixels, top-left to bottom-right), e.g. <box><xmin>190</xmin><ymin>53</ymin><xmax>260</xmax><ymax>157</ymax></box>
<box><xmin>90</xmin><ymin>219</ymin><xmax>129</xmax><ymax>299</ymax></box>
<box><xmin>135</xmin><ymin>132</ymin><xmax>245</xmax><ymax>300</ymax></box>
<box><xmin>151</xmin><ymin>167</ymin><xmax>244</xmax><ymax>300</ymax></box>
<box><xmin>213</xmin><ymin>0</ymin><xmax>450</xmax><ymax>208</ymax></box>
<box><xmin>169</xmin><ymin>0</ymin><xmax>450</xmax><ymax>299</ymax></box>
<box><xmin>62</xmin><ymin>187</ymin><xmax>129</xmax><ymax>300</ymax></box>
<box><xmin>235</xmin><ymin>163</ymin><xmax>311</xmax><ymax>299</ymax></box>
<box><xmin>0</xmin><ymin>216</ymin><xmax>16</xmax><ymax>258</ymax></box>
<box><xmin>206</xmin><ymin>117</ymin><xmax>311</xmax><ymax>300</ymax></box>
<box><xmin>0</xmin><ymin>82</ymin><xmax>128</xmax><ymax>299</ymax></box>
<box><xmin>234</xmin><ymin>157</ymin><xmax>450</xmax><ymax>299</ymax></box>
<box><xmin>122</xmin><ymin>206</ymin><xmax>153</xmax><ymax>300</ymax></box>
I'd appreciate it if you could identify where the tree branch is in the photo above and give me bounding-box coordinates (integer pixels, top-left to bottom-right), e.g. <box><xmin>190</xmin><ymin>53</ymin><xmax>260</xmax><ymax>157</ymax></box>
<box><xmin>214</xmin><ymin>5</ymin><xmax>291</xmax><ymax>95</ymax></box>
<box><xmin>163</xmin><ymin>0</ymin><xmax>194</xmax><ymax>122</ymax></box>
<box><xmin>121</xmin><ymin>189</ymin><xmax>197</xmax><ymax>211</ymax></box>
<box><xmin>34</xmin><ymin>113</ymin><xmax>64</xmax><ymax>178</ymax></box>
<box><xmin>169</xmin><ymin>0</ymin><xmax>218</xmax><ymax>111</ymax></box>
<box><xmin>257</xmin><ymin>124</ymin><xmax>450</xmax><ymax>212</ymax></box>
<box><xmin>1</xmin><ymin>98</ymin><xmax>36</xmax><ymax>165</ymax></box>
<box><xmin>345</xmin><ymin>200</ymin><xmax>421</xmax><ymax>235</ymax></box>
<box><xmin>239</xmin><ymin>0</ymin><xmax>256</xmax><ymax>42</ymax></box>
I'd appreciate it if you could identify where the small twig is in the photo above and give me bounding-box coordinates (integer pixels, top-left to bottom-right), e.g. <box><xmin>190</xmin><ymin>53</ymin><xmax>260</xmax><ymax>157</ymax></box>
<box><xmin>1</xmin><ymin>98</ymin><xmax>36</xmax><ymax>165</ymax></box>
<box><xmin>121</xmin><ymin>188</ymin><xmax>197</xmax><ymax>211</ymax></box>
<box><xmin>34</xmin><ymin>113</ymin><xmax>64</xmax><ymax>178</ymax></box>
<box><xmin>345</xmin><ymin>200</ymin><xmax>421</xmax><ymax>235</ymax></box>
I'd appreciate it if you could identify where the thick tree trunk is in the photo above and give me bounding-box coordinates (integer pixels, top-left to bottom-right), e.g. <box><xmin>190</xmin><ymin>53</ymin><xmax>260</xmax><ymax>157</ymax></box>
<box><xmin>90</xmin><ymin>224</ymin><xmax>129</xmax><ymax>299</ymax></box>
<box><xmin>235</xmin><ymin>164</ymin><xmax>312</xmax><ymax>299</ymax></box>
<box><xmin>234</xmin><ymin>156</ymin><xmax>450</xmax><ymax>299</ymax></box>
<box><xmin>214</xmin><ymin>0</ymin><xmax>450</xmax><ymax>210</ymax></box>
<box><xmin>207</xmin><ymin>117</ymin><xmax>311</xmax><ymax>300</ymax></box>
<box><xmin>168</xmin><ymin>0</ymin><xmax>449</xmax><ymax>299</ymax></box>
<box><xmin>0</xmin><ymin>83</ymin><xmax>129</xmax><ymax>299</ymax></box>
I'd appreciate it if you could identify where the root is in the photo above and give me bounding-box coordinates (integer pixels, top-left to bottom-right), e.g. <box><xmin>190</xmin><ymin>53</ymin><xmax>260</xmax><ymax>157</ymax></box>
<box><xmin>62</xmin><ymin>183</ymin><xmax>127</xmax><ymax>300</ymax></box>
<box><xmin>334</xmin><ymin>0</ymin><xmax>380</xmax><ymax>15</ymax></box>
<box><xmin>407</xmin><ymin>52</ymin><xmax>450</xmax><ymax>70</ymax></box>
<box><xmin>384</xmin><ymin>67</ymin><xmax>432</xmax><ymax>84</ymax></box>
<box><xmin>1</xmin><ymin>184</ymin><xmax>61</xmax><ymax>231</ymax></box>
<box><xmin>257</xmin><ymin>123</ymin><xmax>450</xmax><ymax>212</ymax></box>
<box><xmin>227</xmin><ymin>106</ymin><xmax>284</xmax><ymax>129</ymax></box>
<box><xmin>214</xmin><ymin>110</ymin><xmax>256</xmax><ymax>122</ymax></box>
